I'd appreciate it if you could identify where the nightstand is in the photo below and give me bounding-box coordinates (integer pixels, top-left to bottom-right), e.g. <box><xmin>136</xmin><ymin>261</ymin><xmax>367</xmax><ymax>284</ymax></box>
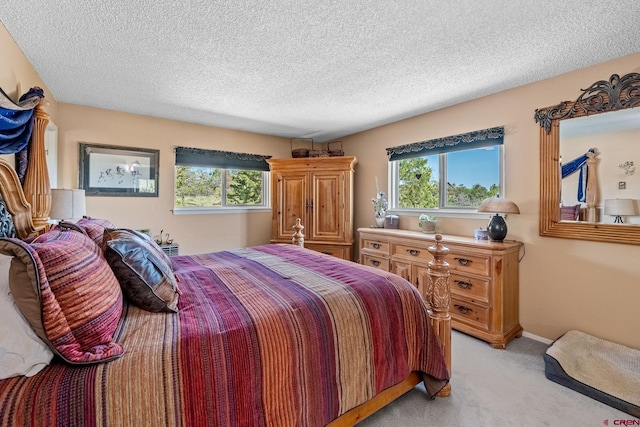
<box><xmin>159</xmin><ymin>243</ymin><xmax>179</xmax><ymax>256</ymax></box>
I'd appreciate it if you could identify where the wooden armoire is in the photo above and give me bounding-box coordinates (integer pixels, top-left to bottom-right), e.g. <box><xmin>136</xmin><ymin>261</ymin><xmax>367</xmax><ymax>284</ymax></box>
<box><xmin>267</xmin><ymin>156</ymin><xmax>357</xmax><ymax>260</ymax></box>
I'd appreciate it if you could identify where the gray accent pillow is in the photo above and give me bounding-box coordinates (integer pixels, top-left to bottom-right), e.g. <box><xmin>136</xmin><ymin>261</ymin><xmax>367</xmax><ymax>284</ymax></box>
<box><xmin>103</xmin><ymin>230</ymin><xmax>179</xmax><ymax>313</ymax></box>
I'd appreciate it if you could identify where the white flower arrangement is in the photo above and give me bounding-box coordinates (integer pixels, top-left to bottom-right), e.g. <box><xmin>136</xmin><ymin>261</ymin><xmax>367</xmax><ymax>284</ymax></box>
<box><xmin>371</xmin><ymin>177</ymin><xmax>388</xmax><ymax>218</ymax></box>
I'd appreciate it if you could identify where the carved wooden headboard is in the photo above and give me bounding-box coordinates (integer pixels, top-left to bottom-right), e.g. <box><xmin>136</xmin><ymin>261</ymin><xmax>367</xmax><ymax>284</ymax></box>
<box><xmin>0</xmin><ymin>158</ymin><xmax>44</xmax><ymax>239</ymax></box>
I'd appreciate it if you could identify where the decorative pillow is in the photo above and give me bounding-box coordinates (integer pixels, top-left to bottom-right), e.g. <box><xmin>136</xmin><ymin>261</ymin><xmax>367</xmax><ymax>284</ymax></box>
<box><xmin>103</xmin><ymin>228</ymin><xmax>172</xmax><ymax>267</ymax></box>
<box><xmin>54</xmin><ymin>220</ymin><xmax>87</xmax><ymax>236</ymax></box>
<box><xmin>560</xmin><ymin>204</ymin><xmax>581</xmax><ymax>221</ymax></box>
<box><xmin>0</xmin><ymin>254</ymin><xmax>53</xmax><ymax>379</ymax></box>
<box><xmin>103</xmin><ymin>229</ymin><xmax>179</xmax><ymax>313</ymax></box>
<box><xmin>0</xmin><ymin>194</ymin><xmax>17</xmax><ymax>238</ymax></box>
<box><xmin>0</xmin><ymin>229</ymin><xmax>124</xmax><ymax>364</ymax></box>
<box><xmin>75</xmin><ymin>216</ymin><xmax>116</xmax><ymax>248</ymax></box>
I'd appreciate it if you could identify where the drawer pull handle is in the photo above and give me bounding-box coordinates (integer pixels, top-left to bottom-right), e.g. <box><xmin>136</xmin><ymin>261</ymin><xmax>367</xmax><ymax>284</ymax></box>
<box><xmin>455</xmin><ymin>257</ymin><xmax>472</xmax><ymax>266</ymax></box>
<box><xmin>372</xmin><ymin>243</ymin><xmax>381</xmax><ymax>249</ymax></box>
<box><xmin>371</xmin><ymin>260</ymin><xmax>380</xmax><ymax>266</ymax></box>
<box><xmin>455</xmin><ymin>280</ymin><xmax>472</xmax><ymax>289</ymax></box>
<box><xmin>407</xmin><ymin>249</ymin><xmax>420</xmax><ymax>256</ymax></box>
<box><xmin>455</xmin><ymin>304</ymin><xmax>472</xmax><ymax>314</ymax></box>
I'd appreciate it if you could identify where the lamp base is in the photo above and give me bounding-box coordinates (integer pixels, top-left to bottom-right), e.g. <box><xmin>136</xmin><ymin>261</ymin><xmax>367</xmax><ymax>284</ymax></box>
<box><xmin>487</xmin><ymin>214</ymin><xmax>508</xmax><ymax>242</ymax></box>
<box><xmin>614</xmin><ymin>216</ymin><xmax>624</xmax><ymax>224</ymax></box>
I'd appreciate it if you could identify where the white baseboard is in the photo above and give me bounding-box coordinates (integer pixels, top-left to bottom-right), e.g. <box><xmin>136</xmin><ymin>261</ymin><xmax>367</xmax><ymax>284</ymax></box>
<box><xmin>522</xmin><ymin>331</ymin><xmax>553</xmax><ymax>345</ymax></box>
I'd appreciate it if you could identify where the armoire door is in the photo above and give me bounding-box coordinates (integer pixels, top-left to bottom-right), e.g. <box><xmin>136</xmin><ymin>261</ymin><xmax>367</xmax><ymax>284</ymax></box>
<box><xmin>308</xmin><ymin>170</ymin><xmax>345</xmax><ymax>242</ymax></box>
<box><xmin>272</xmin><ymin>170</ymin><xmax>308</xmax><ymax>241</ymax></box>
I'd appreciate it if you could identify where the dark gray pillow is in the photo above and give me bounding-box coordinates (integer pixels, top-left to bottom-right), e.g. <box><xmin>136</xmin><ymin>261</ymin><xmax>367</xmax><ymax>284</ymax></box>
<box><xmin>103</xmin><ymin>231</ymin><xmax>179</xmax><ymax>313</ymax></box>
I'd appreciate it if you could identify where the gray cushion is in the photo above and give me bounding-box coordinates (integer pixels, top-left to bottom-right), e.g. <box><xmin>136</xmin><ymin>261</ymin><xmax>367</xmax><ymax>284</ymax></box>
<box><xmin>103</xmin><ymin>230</ymin><xmax>179</xmax><ymax>313</ymax></box>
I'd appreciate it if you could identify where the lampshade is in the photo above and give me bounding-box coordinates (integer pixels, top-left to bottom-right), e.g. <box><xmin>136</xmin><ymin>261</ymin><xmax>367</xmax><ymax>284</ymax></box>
<box><xmin>477</xmin><ymin>196</ymin><xmax>520</xmax><ymax>242</ymax></box>
<box><xmin>49</xmin><ymin>189</ymin><xmax>86</xmax><ymax>220</ymax></box>
<box><xmin>604</xmin><ymin>198</ymin><xmax>636</xmax><ymax>223</ymax></box>
<box><xmin>477</xmin><ymin>196</ymin><xmax>521</xmax><ymax>214</ymax></box>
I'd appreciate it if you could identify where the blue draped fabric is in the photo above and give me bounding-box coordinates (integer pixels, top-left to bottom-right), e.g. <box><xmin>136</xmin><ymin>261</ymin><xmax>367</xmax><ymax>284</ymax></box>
<box><xmin>561</xmin><ymin>148</ymin><xmax>595</xmax><ymax>203</ymax></box>
<box><xmin>0</xmin><ymin>87</ymin><xmax>44</xmax><ymax>182</ymax></box>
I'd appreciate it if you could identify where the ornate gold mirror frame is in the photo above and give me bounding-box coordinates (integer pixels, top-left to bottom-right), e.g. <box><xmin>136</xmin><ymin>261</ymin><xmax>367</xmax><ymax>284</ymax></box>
<box><xmin>534</xmin><ymin>72</ymin><xmax>640</xmax><ymax>245</ymax></box>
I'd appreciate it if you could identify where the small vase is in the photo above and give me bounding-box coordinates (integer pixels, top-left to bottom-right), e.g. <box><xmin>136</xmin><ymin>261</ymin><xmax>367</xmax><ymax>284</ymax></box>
<box><xmin>374</xmin><ymin>216</ymin><xmax>385</xmax><ymax>228</ymax></box>
<box><xmin>420</xmin><ymin>221</ymin><xmax>436</xmax><ymax>234</ymax></box>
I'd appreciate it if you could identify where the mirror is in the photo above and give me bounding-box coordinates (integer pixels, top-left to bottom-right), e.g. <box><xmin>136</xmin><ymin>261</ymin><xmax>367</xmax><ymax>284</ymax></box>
<box><xmin>560</xmin><ymin>108</ymin><xmax>640</xmax><ymax>224</ymax></box>
<box><xmin>535</xmin><ymin>72</ymin><xmax>640</xmax><ymax>245</ymax></box>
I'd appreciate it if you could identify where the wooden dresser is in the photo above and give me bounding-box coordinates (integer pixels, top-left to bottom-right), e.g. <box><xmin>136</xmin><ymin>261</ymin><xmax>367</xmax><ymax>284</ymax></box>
<box><xmin>358</xmin><ymin>228</ymin><xmax>523</xmax><ymax>349</ymax></box>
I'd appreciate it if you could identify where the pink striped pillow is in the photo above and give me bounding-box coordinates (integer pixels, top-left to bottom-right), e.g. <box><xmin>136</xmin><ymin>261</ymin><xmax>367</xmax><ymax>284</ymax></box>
<box><xmin>75</xmin><ymin>216</ymin><xmax>116</xmax><ymax>249</ymax></box>
<box><xmin>0</xmin><ymin>229</ymin><xmax>124</xmax><ymax>364</ymax></box>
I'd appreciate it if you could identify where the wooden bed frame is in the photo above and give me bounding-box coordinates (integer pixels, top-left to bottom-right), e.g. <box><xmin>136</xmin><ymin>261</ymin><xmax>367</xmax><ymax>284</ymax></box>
<box><xmin>1</xmin><ymin>98</ymin><xmax>452</xmax><ymax>425</ymax></box>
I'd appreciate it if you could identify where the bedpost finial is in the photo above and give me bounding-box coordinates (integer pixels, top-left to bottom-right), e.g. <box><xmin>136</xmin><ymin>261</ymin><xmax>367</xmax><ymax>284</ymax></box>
<box><xmin>292</xmin><ymin>218</ymin><xmax>304</xmax><ymax>247</ymax></box>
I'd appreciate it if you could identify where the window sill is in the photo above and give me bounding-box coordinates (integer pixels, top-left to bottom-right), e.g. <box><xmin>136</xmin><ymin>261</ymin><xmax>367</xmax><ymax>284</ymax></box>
<box><xmin>172</xmin><ymin>207</ymin><xmax>271</xmax><ymax>215</ymax></box>
<box><xmin>388</xmin><ymin>208</ymin><xmax>500</xmax><ymax>220</ymax></box>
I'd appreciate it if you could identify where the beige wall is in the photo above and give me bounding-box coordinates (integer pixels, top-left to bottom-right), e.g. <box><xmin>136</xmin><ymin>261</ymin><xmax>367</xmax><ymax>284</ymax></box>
<box><xmin>3</xmin><ymin>22</ymin><xmax>640</xmax><ymax>347</ymax></box>
<box><xmin>57</xmin><ymin>104</ymin><xmax>291</xmax><ymax>254</ymax></box>
<box><xmin>343</xmin><ymin>52</ymin><xmax>640</xmax><ymax>349</ymax></box>
<box><xmin>1</xmin><ymin>23</ymin><xmax>57</xmax><ymax>122</ymax></box>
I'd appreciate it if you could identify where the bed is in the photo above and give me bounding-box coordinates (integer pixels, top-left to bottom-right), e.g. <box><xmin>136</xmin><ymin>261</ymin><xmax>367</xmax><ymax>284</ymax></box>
<box><xmin>0</xmin><ymin>143</ymin><xmax>452</xmax><ymax>425</ymax></box>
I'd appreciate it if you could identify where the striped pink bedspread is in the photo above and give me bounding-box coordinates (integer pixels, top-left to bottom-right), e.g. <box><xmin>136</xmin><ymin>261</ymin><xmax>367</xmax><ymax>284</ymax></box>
<box><xmin>0</xmin><ymin>244</ymin><xmax>448</xmax><ymax>427</ymax></box>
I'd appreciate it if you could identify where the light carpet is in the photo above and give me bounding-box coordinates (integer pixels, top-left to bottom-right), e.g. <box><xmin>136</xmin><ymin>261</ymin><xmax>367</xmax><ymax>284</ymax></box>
<box><xmin>359</xmin><ymin>331</ymin><xmax>632</xmax><ymax>426</ymax></box>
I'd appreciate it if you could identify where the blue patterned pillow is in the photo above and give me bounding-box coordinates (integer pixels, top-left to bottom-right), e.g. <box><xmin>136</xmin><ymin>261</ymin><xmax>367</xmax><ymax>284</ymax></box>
<box><xmin>0</xmin><ymin>194</ymin><xmax>16</xmax><ymax>238</ymax></box>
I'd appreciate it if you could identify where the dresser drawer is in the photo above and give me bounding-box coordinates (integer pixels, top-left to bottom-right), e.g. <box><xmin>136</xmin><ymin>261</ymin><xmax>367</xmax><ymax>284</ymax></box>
<box><xmin>362</xmin><ymin>254</ymin><xmax>389</xmax><ymax>271</ymax></box>
<box><xmin>358</xmin><ymin>228</ymin><xmax>522</xmax><ymax>348</ymax></box>
<box><xmin>362</xmin><ymin>238</ymin><xmax>390</xmax><ymax>255</ymax></box>
<box><xmin>393</xmin><ymin>243</ymin><xmax>431</xmax><ymax>262</ymax></box>
<box><xmin>450</xmin><ymin>272</ymin><xmax>490</xmax><ymax>304</ymax></box>
<box><xmin>451</xmin><ymin>298</ymin><xmax>490</xmax><ymax>331</ymax></box>
<box><xmin>447</xmin><ymin>251</ymin><xmax>491</xmax><ymax>276</ymax></box>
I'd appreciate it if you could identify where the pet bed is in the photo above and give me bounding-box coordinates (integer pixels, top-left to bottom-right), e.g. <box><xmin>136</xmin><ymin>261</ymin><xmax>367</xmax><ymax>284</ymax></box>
<box><xmin>544</xmin><ymin>330</ymin><xmax>640</xmax><ymax>418</ymax></box>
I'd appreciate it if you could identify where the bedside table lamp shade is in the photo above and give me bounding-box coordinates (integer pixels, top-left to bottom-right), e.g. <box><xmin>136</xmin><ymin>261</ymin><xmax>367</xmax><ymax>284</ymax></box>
<box><xmin>50</xmin><ymin>189</ymin><xmax>86</xmax><ymax>221</ymax></box>
<box><xmin>477</xmin><ymin>196</ymin><xmax>520</xmax><ymax>242</ymax></box>
<box><xmin>604</xmin><ymin>198</ymin><xmax>636</xmax><ymax>223</ymax></box>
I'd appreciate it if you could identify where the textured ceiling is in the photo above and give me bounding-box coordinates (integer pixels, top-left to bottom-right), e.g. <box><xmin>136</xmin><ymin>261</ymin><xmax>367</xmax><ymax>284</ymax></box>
<box><xmin>2</xmin><ymin>1</ymin><xmax>640</xmax><ymax>142</ymax></box>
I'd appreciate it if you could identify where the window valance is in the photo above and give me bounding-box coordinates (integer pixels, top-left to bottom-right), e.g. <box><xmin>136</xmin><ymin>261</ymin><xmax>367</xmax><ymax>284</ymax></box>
<box><xmin>386</xmin><ymin>126</ymin><xmax>504</xmax><ymax>161</ymax></box>
<box><xmin>174</xmin><ymin>146</ymin><xmax>271</xmax><ymax>171</ymax></box>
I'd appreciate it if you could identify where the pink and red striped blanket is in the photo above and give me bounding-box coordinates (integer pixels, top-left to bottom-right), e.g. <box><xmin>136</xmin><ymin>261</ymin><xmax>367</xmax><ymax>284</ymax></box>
<box><xmin>0</xmin><ymin>244</ymin><xmax>448</xmax><ymax>426</ymax></box>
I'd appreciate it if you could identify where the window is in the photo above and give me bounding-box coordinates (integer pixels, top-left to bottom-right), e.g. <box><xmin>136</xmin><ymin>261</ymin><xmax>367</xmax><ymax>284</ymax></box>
<box><xmin>388</xmin><ymin>127</ymin><xmax>504</xmax><ymax>212</ymax></box>
<box><xmin>174</xmin><ymin>147</ymin><xmax>271</xmax><ymax>211</ymax></box>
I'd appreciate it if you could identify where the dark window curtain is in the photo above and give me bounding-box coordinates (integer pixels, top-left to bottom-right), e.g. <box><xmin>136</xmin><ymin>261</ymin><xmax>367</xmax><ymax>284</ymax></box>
<box><xmin>174</xmin><ymin>146</ymin><xmax>271</xmax><ymax>171</ymax></box>
<box><xmin>386</xmin><ymin>126</ymin><xmax>504</xmax><ymax>161</ymax></box>
<box><xmin>0</xmin><ymin>87</ymin><xmax>45</xmax><ymax>182</ymax></box>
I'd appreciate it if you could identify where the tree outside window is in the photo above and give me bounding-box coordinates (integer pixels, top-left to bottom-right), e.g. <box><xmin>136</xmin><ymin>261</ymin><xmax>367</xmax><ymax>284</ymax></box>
<box><xmin>395</xmin><ymin>145</ymin><xmax>501</xmax><ymax>210</ymax></box>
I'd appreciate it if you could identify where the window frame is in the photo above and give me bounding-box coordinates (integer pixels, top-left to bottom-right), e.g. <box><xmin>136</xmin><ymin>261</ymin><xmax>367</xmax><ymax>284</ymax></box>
<box><xmin>387</xmin><ymin>128</ymin><xmax>505</xmax><ymax>219</ymax></box>
<box><xmin>173</xmin><ymin>147</ymin><xmax>271</xmax><ymax>215</ymax></box>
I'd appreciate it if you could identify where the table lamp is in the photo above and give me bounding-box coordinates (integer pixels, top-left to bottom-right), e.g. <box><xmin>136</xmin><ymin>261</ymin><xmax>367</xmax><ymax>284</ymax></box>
<box><xmin>49</xmin><ymin>189</ymin><xmax>86</xmax><ymax>222</ymax></box>
<box><xmin>477</xmin><ymin>196</ymin><xmax>520</xmax><ymax>242</ymax></box>
<box><xmin>604</xmin><ymin>198</ymin><xmax>636</xmax><ymax>223</ymax></box>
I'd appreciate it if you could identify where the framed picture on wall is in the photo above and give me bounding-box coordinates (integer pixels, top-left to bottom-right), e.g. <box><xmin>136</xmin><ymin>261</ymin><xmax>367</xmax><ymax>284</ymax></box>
<box><xmin>79</xmin><ymin>142</ymin><xmax>159</xmax><ymax>196</ymax></box>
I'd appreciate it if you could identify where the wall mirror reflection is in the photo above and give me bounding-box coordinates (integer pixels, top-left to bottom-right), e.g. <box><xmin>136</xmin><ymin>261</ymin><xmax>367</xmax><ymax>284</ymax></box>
<box><xmin>535</xmin><ymin>72</ymin><xmax>640</xmax><ymax>245</ymax></box>
<box><xmin>560</xmin><ymin>107</ymin><xmax>640</xmax><ymax>225</ymax></box>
